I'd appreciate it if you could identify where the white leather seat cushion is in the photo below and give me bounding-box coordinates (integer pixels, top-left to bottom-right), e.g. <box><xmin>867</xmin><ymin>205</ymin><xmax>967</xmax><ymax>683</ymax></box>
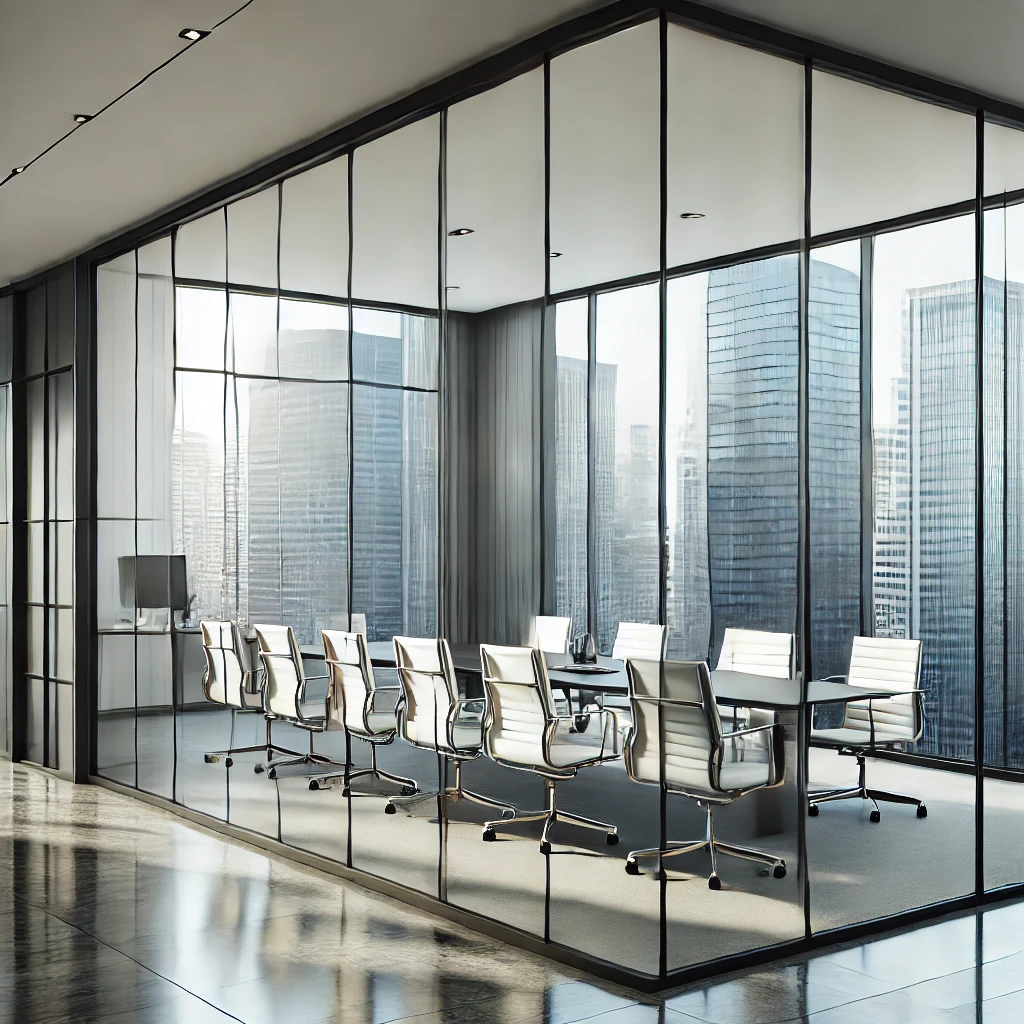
<box><xmin>452</xmin><ymin>720</ymin><xmax>483</xmax><ymax>751</ymax></box>
<box><xmin>634</xmin><ymin>755</ymin><xmax>769</xmax><ymax>794</ymax></box>
<box><xmin>298</xmin><ymin>699</ymin><xmax>327</xmax><ymax>722</ymax></box>
<box><xmin>812</xmin><ymin>726</ymin><xmax>905</xmax><ymax>747</ymax></box>
<box><xmin>365</xmin><ymin>711</ymin><xmax>397</xmax><ymax>736</ymax></box>
<box><xmin>719</xmin><ymin>760</ymin><xmax>771</xmax><ymax>789</ymax></box>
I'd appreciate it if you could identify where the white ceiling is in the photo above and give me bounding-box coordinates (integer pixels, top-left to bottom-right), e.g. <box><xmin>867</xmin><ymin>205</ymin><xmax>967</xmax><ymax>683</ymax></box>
<box><xmin>8</xmin><ymin>1</ymin><xmax>1024</xmax><ymax>295</ymax></box>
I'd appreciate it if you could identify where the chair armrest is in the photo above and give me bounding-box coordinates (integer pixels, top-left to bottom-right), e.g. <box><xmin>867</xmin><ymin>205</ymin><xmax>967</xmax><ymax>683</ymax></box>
<box><xmin>823</xmin><ymin>674</ymin><xmax>847</xmax><ymax>683</ymax></box>
<box><xmin>303</xmin><ymin>672</ymin><xmax>330</xmax><ymax>682</ymax></box>
<box><xmin>721</xmin><ymin>723</ymin><xmax>776</xmax><ymax>741</ymax></box>
<box><xmin>549</xmin><ymin>707</ymin><xmax>624</xmax><ymax>759</ymax></box>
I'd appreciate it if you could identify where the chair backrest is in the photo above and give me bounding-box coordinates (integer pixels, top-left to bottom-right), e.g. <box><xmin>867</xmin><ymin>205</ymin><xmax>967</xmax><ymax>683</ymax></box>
<box><xmin>625</xmin><ymin>658</ymin><xmax>725</xmax><ymax>798</ymax></box>
<box><xmin>532</xmin><ymin>615</ymin><xmax>571</xmax><ymax>655</ymax></box>
<box><xmin>200</xmin><ymin>620</ymin><xmax>256</xmax><ymax>709</ymax></box>
<box><xmin>612</xmin><ymin>622</ymin><xmax>667</xmax><ymax>661</ymax></box>
<box><xmin>322</xmin><ymin>629</ymin><xmax>377</xmax><ymax>735</ymax></box>
<box><xmin>350</xmin><ymin>613</ymin><xmax>367</xmax><ymax>637</ymax></box>
<box><xmin>479</xmin><ymin>644</ymin><xmax>556</xmax><ymax>768</ymax></box>
<box><xmin>392</xmin><ymin>636</ymin><xmax>461</xmax><ymax>755</ymax></box>
<box><xmin>844</xmin><ymin>636</ymin><xmax>923</xmax><ymax>743</ymax></box>
<box><xmin>254</xmin><ymin>624</ymin><xmax>305</xmax><ymax>720</ymax></box>
<box><xmin>716</xmin><ymin>628</ymin><xmax>794</xmax><ymax>679</ymax></box>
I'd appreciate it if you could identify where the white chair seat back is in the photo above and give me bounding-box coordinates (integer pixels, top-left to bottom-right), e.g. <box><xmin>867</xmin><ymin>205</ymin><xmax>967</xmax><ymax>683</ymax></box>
<box><xmin>393</xmin><ymin>637</ymin><xmax>468</xmax><ymax>756</ymax></box>
<box><xmin>844</xmin><ymin>636</ymin><xmax>922</xmax><ymax>743</ymax></box>
<box><xmin>480</xmin><ymin>644</ymin><xmax>556</xmax><ymax>768</ymax></box>
<box><xmin>322</xmin><ymin>629</ymin><xmax>378</xmax><ymax>736</ymax></box>
<box><xmin>201</xmin><ymin>620</ymin><xmax>254</xmax><ymax>709</ymax></box>
<box><xmin>532</xmin><ymin>616</ymin><xmax>571</xmax><ymax>655</ymax></box>
<box><xmin>612</xmin><ymin>622</ymin><xmax>667</xmax><ymax>661</ymax></box>
<box><xmin>716</xmin><ymin>628</ymin><xmax>794</xmax><ymax>678</ymax></box>
<box><xmin>254</xmin><ymin>624</ymin><xmax>304</xmax><ymax>720</ymax></box>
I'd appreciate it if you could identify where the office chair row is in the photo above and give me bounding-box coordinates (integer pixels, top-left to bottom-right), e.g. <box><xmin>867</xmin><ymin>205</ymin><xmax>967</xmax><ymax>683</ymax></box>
<box><xmin>199</xmin><ymin>619</ymin><xmax>924</xmax><ymax>889</ymax></box>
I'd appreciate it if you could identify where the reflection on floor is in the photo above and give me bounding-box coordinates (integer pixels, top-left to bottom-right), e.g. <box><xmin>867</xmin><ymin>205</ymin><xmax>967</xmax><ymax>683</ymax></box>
<box><xmin>3</xmin><ymin>762</ymin><xmax>1024</xmax><ymax>1023</ymax></box>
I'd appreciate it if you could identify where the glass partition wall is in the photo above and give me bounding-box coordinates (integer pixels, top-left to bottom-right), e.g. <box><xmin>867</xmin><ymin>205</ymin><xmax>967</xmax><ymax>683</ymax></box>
<box><xmin>85</xmin><ymin>6</ymin><xmax>1024</xmax><ymax>988</ymax></box>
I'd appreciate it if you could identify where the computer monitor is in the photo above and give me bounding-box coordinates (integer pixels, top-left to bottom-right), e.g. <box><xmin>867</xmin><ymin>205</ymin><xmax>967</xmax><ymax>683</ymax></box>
<box><xmin>118</xmin><ymin>555</ymin><xmax>189</xmax><ymax>611</ymax></box>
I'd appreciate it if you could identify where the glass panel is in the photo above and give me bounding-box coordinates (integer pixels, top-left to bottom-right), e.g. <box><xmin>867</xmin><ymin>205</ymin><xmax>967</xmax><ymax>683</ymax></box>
<box><xmin>812</xmin><ymin>71</ymin><xmax>975</xmax><ymax>235</ymax></box>
<box><xmin>280</xmin><ymin>155</ymin><xmax>348</xmax><ymax>297</ymax></box>
<box><xmin>46</xmin><ymin>269</ymin><xmax>75</xmax><ymax>369</ymax></box>
<box><xmin>666</xmin><ymin>24</ymin><xmax>803</xmax><ymax>267</ymax></box>
<box><xmin>96</xmin><ymin>253</ymin><xmax>137</xmax><ymax>518</ymax></box>
<box><xmin>985</xmin><ymin>121</ymin><xmax>1024</xmax><ymax>197</ymax></box>
<box><xmin>49</xmin><ymin>371</ymin><xmax>73</xmax><ymax>520</ymax></box>
<box><xmin>809</xmin><ymin>241</ymin><xmax>862</xmax><ymax>679</ymax></box>
<box><xmin>25</xmin><ymin>377</ymin><xmax>45</xmax><ymax>522</ymax></box>
<box><xmin>56</xmin><ymin>682</ymin><xmax>73</xmax><ymax>774</ymax></box>
<box><xmin>278</xmin><ymin>298</ymin><xmax>349</xmax><ymax>380</ymax></box>
<box><xmin>665</xmin><ymin>273</ymin><xmax>711</xmax><ymax>660</ymax></box>
<box><xmin>352</xmin><ymin>308</ymin><xmax>437</xmax><ymax>390</ymax></box>
<box><xmin>97</xmin><ymin>520</ymin><xmax>135</xmax><ymax>630</ymax></box>
<box><xmin>173</xmin><ymin>371</ymin><xmax>229</xmax><ymax>622</ymax></box>
<box><xmin>227</xmin><ymin>186</ymin><xmax>278</xmax><ymax>289</ymax></box>
<box><xmin>351</xmin><ymin>115</ymin><xmax>439</xmax><ymax>310</ymax></box>
<box><xmin>175</xmin><ymin>208</ymin><xmax>226</xmax><ymax>283</ymax></box>
<box><xmin>25</xmin><ymin>676</ymin><xmax>44</xmax><ymax>765</ymax></box>
<box><xmin>176</xmin><ymin>286</ymin><xmax>226</xmax><ymax>372</ymax></box>
<box><xmin>0</xmin><ymin>295</ymin><xmax>12</xmax><ymax>383</ymax></box>
<box><xmin>26</xmin><ymin>606</ymin><xmax>44</xmax><ymax>676</ymax></box>
<box><xmin>593</xmin><ymin>283</ymin><xmax>660</xmax><ymax>655</ymax></box>
<box><xmin>96</xmin><ymin>633</ymin><xmax>135</xmax><ymax>784</ymax></box>
<box><xmin>135</xmin><ymin>633</ymin><xmax>173</xmax><ymax>800</ymax></box>
<box><xmin>50</xmin><ymin>608</ymin><xmax>73</xmax><ymax>683</ymax></box>
<box><xmin>25</xmin><ymin>285</ymin><xmax>46</xmax><ymax>377</ymax></box>
<box><xmin>26</xmin><ymin>523</ymin><xmax>43</xmax><ymax>604</ymax></box>
<box><xmin>351</xmin><ymin>385</ymin><xmax>437</xmax><ymax>641</ymax></box>
<box><xmin>549</xmin><ymin>21</ymin><xmax>659</xmax><ymax>294</ymax></box>
<box><xmin>229</xmin><ymin>291</ymin><xmax>277</xmax><ymax>377</ymax></box>
<box><xmin>53</xmin><ymin>521</ymin><xmax>72</xmax><ymax>608</ymax></box>
<box><xmin>554</xmin><ymin>298</ymin><xmax>589</xmax><ymax>640</ymax></box>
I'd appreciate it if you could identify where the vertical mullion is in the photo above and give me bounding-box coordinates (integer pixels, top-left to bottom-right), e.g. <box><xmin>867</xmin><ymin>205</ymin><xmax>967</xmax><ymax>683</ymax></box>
<box><xmin>1002</xmin><ymin>202</ymin><xmax>1009</xmax><ymax>770</ymax></box>
<box><xmin>275</xmin><ymin>186</ymin><xmax>283</xmax><ymax>624</ymax></box>
<box><xmin>859</xmin><ymin>235</ymin><xmax>874</xmax><ymax>638</ymax></box>
<box><xmin>541</xmin><ymin>58</ymin><xmax>552</xmax><ymax>619</ymax></box>
<box><xmin>170</xmin><ymin>227</ymin><xmax>179</xmax><ymax>800</ymax></box>
<box><xmin>797</xmin><ymin>57</ymin><xmax>813</xmax><ymax>943</ymax></box>
<box><xmin>345</xmin><ymin>150</ymin><xmax>355</xmax><ymax>871</ymax></box>
<box><xmin>132</xmin><ymin>253</ymin><xmax>139</xmax><ymax>788</ymax></box>
<box><xmin>437</xmin><ymin>109</ymin><xmax>448</xmax><ymax>904</ymax></box>
<box><xmin>974</xmin><ymin>109</ymin><xmax>985</xmax><ymax>898</ymax></box>
<box><xmin>586</xmin><ymin>291</ymin><xmax>597</xmax><ymax>641</ymax></box>
<box><xmin>42</xmin><ymin>285</ymin><xmax>50</xmax><ymax>769</ymax></box>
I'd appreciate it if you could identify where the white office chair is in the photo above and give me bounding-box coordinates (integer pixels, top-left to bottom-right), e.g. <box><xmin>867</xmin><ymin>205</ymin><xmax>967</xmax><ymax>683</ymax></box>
<box><xmin>612</xmin><ymin>622</ymin><xmax>668</xmax><ymax>661</ymax></box>
<box><xmin>532</xmin><ymin>615</ymin><xmax>571</xmax><ymax>655</ymax></box>
<box><xmin>385</xmin><ymin>637</ymin><xmax>515</xmax><ymax>818</ymax></box>
<box><xmin>304</xmin><ymin>630</ymin><xmax>417</xmax><ymax>796</ymax></box>
<box><xmin>479</xmin><ymin>643</ymin><xmax>622</xmax><ymax>853</ymax></box>
<box><xmin>624</xmin><ymin>658</ymin><xmax>786</xmax><ymax>889</ymax></box>
<box><xmin>808</xmin><ymin>636</ymin><xmax>926</xmax><ymax>821</ymax></box>
<box><xmin>715</xmin><ymin>628</ymin><xmax>795</xmax><ymax>731</ymax></box>
<box><xmin>252</xmin><ymin>624</ymin><xmax>344</xmax><ymax>779</ymax></box>
<box><xmin>200</xmin><ymin>620</ymin><xmax>287</xmax><ymax>767</ymax></box>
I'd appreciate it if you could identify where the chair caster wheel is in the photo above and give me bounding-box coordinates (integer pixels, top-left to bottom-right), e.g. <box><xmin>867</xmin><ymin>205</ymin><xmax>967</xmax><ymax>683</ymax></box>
<box><xmin>708</xmin><ymin>874</ymin><xmax>722</xmax><ymax>891</ymax></box>
<box><xmin>268</xmin><ymin>769</ymin><xmax>277</xmax><ymax>780</ymax></box>
<box><xmin>654</xmin><ymin>870</ymin><xmax>666</xmax><ymax>881</ymax></box>
<box><xmin>917</xmin><ymin>804</ymin><xmax>927</xmax><ymax>819</ymax></box>
<box><xmin>384</xmin><ymin>802</ymin><xmax>396</xmax><ymax>815</ymax></box>
<box><xmin>254</xmin><ymin>765</ymin><xmax>264</xmax><ymax>774</ymax></box>
<box><xmin>869</xmin><ymin>809</ymin><xmax>881</xmax><ymax>823</ymax></box>
<box><xmin>401</xmin><ymin>785</ymin><xmax>417</xmax><ymax>796</ymax></box>
<box><xmin>224</xmin><ymin>758</ymin><xmax>233</xmax><ymax>768</ymax></box>
<box><xmin>204</xmin><ymin>754</ymin><xmax>219</xmax><ymax>764</ymax></box>
<box><xmin>808</xmin><ymin>804</ymin><xmax>819</xmax><ymax>817</ymax></box>
<box><xmin>540</xmin><ymin>840</ymin><xmax>551</xmax><ymax>855</ymax></box>
<box><xmin>482</xmin><ymin>827</ymin><xmax>496</xmax><ymax>842</ymax></box>
<box><xmin>308</xmin><ymin>779</ymin><xmax>321</xmax><ymax>791</ymax></box>
<box><xmin>342</xmin><ymin>787</ymin><xmax>351</xmax><ymax>798</ymax></box>
<box><xmin>625</xmin><ymin>860</ymin><xmax>640</xmax><ymax>875</ymax></box>
<box><xmin>773</xmin><ymin>863</ymin><xmax>786</xmax><ymax>879</ymax></box>
<box><xmin>606</xmin><ymin>832</ymin><xmax>619</xmax><ymax>846</ymax></box>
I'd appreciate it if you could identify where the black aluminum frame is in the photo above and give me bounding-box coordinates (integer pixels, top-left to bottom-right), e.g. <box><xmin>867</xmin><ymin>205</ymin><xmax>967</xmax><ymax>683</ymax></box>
<box><xmin>7</xmin><ymin>0</ymin><xmax>1024</xmax><ymax>992</ymax></box>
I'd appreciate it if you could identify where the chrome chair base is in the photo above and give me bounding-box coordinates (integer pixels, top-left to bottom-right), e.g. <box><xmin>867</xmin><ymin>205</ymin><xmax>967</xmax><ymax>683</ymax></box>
<box><xmin>384</xmin><ymin>762</ymin><xmax>510</xmax><ymax>817</ymax></box>
<box><xmin>204</xmin><ymin>711</ymin><xmax>309</xmax><ymax>771</ymax></box>
<box><xmin>808</xmin><ymin>752</ymin><xmax>927</xmax><ymax>821</ymax></box>
<box><xmin>309</xmin><ymin>743</ymin><xmax>418</xmax><ymax>796</ymax></box>
<box><xmin>624</xmin><ymin>803</ymin><xmax>785</xmax><ymax>889</ymax></box>
<box><xmin>253</xmin><ymin>728</ymin><xmax>344</xmax><ymax>780</ymax></box>
<box><xmin>482</xmin><ymin>777</ymin><xmax>617</xmax><ymax>854</ymax></box>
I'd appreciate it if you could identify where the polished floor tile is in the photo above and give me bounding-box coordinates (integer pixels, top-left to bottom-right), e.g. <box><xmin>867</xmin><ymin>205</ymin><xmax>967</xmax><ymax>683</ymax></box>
<box><xmin>6</xmin><ymin>762</ymin><xmax>1024</xmax><ymax>1023</ymax></box>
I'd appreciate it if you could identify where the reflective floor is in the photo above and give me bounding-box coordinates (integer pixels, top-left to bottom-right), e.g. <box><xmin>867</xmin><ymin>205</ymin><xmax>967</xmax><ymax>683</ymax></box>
<box><xmin>3</xmin><ymin>762</ymin><xmax>1024</xmax><ymax>1022</ymax></box>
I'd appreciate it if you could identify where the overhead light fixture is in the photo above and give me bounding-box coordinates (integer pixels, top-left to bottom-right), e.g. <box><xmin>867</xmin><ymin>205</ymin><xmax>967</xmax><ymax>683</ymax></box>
<box><xmin>448</xmin><ymin>227</ymin><xmax>474</xmax><ymax>236</ymax></box>
<box><xmin>11</xmin><ymin>166</ymin><xmax>25</xmax><ymax>175</ymax></box>
<box><xmin>178</xmin><ymin>27</ymin><xmax>210</xmax><ymax>41</ymax></box>
<box><xmin>72</xmin><ymin>114</ymin><xmax>93</xmax><ymax>124</ymax></box>
<box><xmin>549</xmin><ymin>251</ymin><xmax>562</xmax><ymax>258</ymax></box>
<box><xmin>679</xmin><ymin>212</ymin><xmax>705</xmax><ymax>220</ymax></box>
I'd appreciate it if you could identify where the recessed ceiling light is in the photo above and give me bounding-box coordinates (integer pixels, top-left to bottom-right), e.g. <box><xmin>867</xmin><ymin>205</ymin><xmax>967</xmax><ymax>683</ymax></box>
<box><xmin>448</xmin><ymin>227</ymin><xmax>474</xmax><ymax>237</ymax></box>
<box><xmin>11</xmin><ymin>166</ymin><xmax>25</xmax><ymax>175</ymax></box>
<box><xmin>178</xmin><ymin>28</ymin><xmax>209</xmax><ymax>41</ymax></box>
<box><xmin>549</xmin><ymin>251</ymin><xmax>562</xmax><ymax>258</ymax></box>
<box><xmin>72</xmin><ymin>114</ymin><xmax>93</xmax><ymax>124</ymax></box>
<box><xmin>679</xmin><ymin>212</ymin><xmax>705</xmax><ymax>220</ymax></box>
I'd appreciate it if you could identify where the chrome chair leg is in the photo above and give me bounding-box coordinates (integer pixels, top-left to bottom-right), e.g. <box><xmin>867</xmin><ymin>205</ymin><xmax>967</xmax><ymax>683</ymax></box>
<box><xmin>207</xmin><ymin>714</ymin><xmax>307</xmax><ymax>769</ymax></box>
<box><xmin>481</xmin><ymin>778</ymin><xmax>617</xmax><ymax>854</ymax></box>
<box><xmin>808</xmin><ymin>753</ymin><xmax>927</xmax><ymax>821</ymax></box>
<box><xmin>384</xmin><ymin>761</ymin><xmax>507</xmax><ymax>817</ymax></box>
<box><xmin>311</xmin><ymin>743</ymin><xmax>418</xmax><ymax>795</ymax></box>
<box><xmin>624</xmin><ymin>804</ymin><xmax>785</xmax><ymax>889</ymax></box>
<box><xmin>254</xmin><ymin>730</ymin><xmax>343</xmax><ymax>780</ymax></box>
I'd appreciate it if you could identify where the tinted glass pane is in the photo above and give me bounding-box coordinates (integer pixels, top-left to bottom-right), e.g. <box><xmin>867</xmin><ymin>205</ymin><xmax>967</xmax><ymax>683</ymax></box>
<box><xmin>280</xmin><ymin>156</ymin><xmax>348</xmax><ymax>297</ymax></box>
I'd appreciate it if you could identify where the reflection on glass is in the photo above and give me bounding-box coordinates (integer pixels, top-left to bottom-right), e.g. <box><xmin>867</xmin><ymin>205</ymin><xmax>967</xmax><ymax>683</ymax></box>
<box><xmin>593</xmin><ymin>284</ymin><xmax>660</xmax><ymax>654</ymax></box>
<box><xmin>230</xmin><ymin>292</ymin><xmax>277</xmax><ymax>376</ymax></box>
<box><xmin>872</xmin><ymin>217</ymin><xmax>975</xmax><ymax>759</ymax></box>
<box><xmin>280</xmin><ymin>156</ymin><xmax>348</xmax><ymax>297</ymax></box>
<box><xmin>809</xmin><ymin>241</ymin><xmax>861</xmax><ymax>678</ymax></box>
<box><xmin>176</xmin><ymin>287</ymin><xmax>226</xmax><ymax>371</ymax></box>
<box><xmin>554</xmin><ymin>298</ymin><xmax>589</xmax><ymax>639</ymax></box>
<box><xmin>227</xmin><ymin>187</ymin><xmax>278</xmax><ymax>289</ymax></box>
<box><xmin>279</xmin><ymin>298</ymin><xmax>348</xmax><ymax>380</ymax></box>
<box><xmin>352</xmin><ymin>308</ymin><xmax>436</xmax><ymax>389</ymax></box>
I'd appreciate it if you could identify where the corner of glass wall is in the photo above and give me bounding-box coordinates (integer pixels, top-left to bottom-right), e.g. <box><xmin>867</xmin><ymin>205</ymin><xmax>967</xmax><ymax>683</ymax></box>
<box><xmin>982</xmin><ymin>117</ymin><xmax>1024</xmax><ymax>895</ymax></box>
<box><xmin>808</xmin><ymin>67</ymin><xmax>977</xmax><ymax>933</ymax></box>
